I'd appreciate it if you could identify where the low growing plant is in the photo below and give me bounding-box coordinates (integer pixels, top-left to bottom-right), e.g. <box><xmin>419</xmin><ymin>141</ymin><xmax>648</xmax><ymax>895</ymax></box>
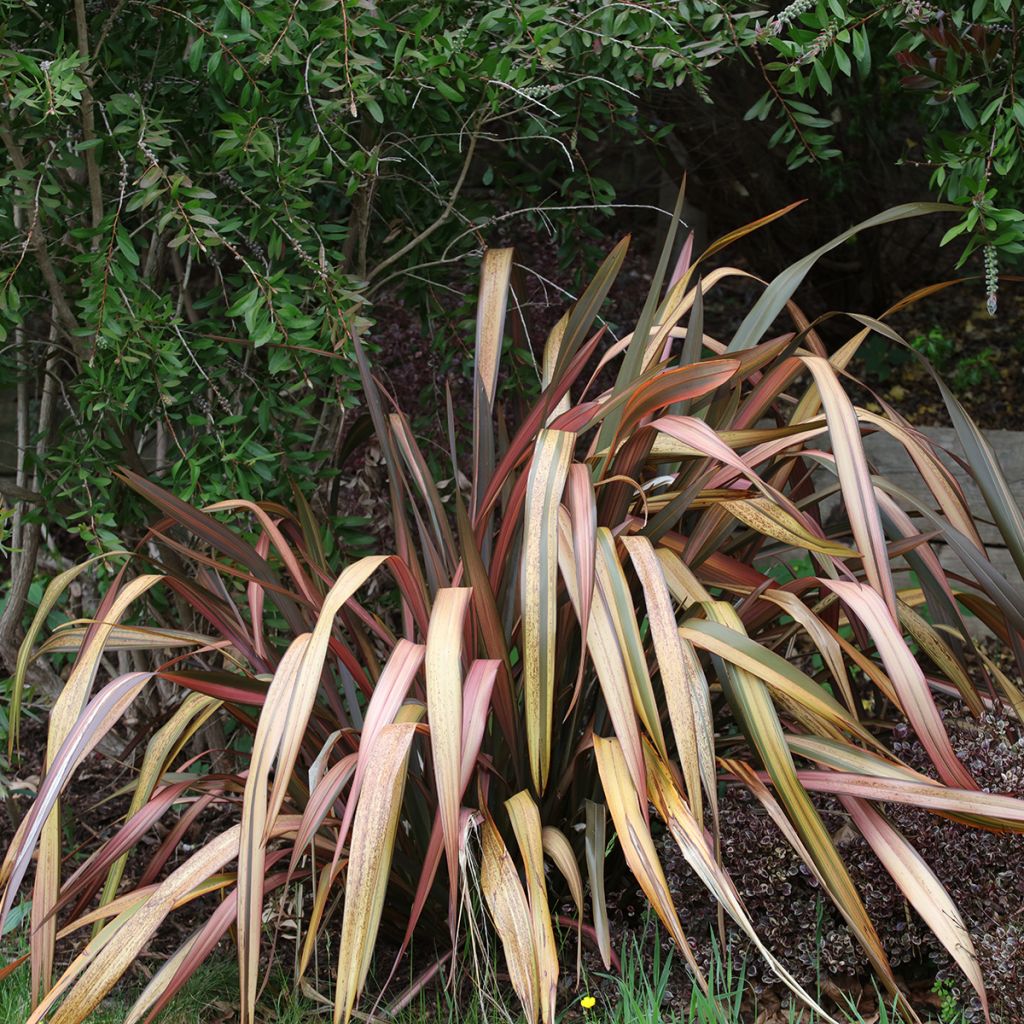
<box><xmin>3</xmin><ymin>201</ymin><xmax>1024</xmax><ymax>1024</ymax></box>
<box><xmin>907</xmin><ymin>327</ymin><xmax>1000</xmax><ymax>393</ymax></box>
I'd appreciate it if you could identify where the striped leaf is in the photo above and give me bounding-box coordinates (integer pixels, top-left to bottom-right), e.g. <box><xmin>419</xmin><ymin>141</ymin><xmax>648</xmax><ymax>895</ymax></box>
<box><xmin>801</xmin><ymin>356</ymin><xmax>896</xmax><ymax>613</ymax></box>
<box><xmin>506</xmin><ymin>792</ymin><xmax>559</xmax><ymax>1024</ymax></box>
<box><xmin>472</xmin><ymin>248</ymin><xmax>515</xmax><ymax>516</ymax></box>
<box><xmin>522</xmin><ymin>430</ymin><xmax>574</xmax><ymax>792</ymax></box>
<box><xmin>842</xmin><ymin>798</ymin><xmax>989</xmax><ymax>1022</ymax></box>
<box><xmin>584</xmin><ymin>800</ymin><xmax>612</xmax><ymax>970</ymax></box>
<box><xmin>622</xmin><ymin>535</ymin><xmax>714</xmax><ymax>825</ymax></box>
<box><xmin>426</xmin><ymin>588</ymin><xmax>473</xmax><ymax>915</ymax></box>
<box><xmin>703</xmin><ymin>601</ymin><xmax>902</xmax><ymax>1003</ymax></box>
<box><xmin>480</xmin><ymin>817</ymin><xmax>540</xmax><ymax>1024</ymax></box>
<box><xmin>593</xmin><ymin>736</ymin><xmax>706</xmax><ymax>991</ymax></box>
<box><xmin>237</xmin><ymin>636</ymin><xmax>312</xmax><ymax>1024</ymax></box>
<box><xmin>335</xmin><ymin>723</ymin><xmax>418</xmax><ymax>1024</ymax></box>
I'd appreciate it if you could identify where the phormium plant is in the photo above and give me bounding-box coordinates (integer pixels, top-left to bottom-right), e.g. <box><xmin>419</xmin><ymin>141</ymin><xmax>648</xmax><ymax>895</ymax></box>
<box><xmin>3</xmin><ymin>201</ymin><xmax>1024</xmax><ymax>1024</ymax></box>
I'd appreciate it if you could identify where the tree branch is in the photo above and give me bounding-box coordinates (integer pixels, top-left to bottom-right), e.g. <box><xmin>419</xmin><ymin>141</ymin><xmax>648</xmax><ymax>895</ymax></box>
<box><xmin>366</xmin><ymin>119</ymin><xmax>482</xmax><ymax>288</ymax></box>
<box><xmin>0</xmin><ymin>320</ymin><xmax>62</xmax><ymax>697</ymax></box>
<box><xmin>0</xmin><ymin>119</ymin><xmax>84</xmax><ymax>359</ymax></box>
<box><xmin>74</xmin><ymin>0</ymin><xmax>104</xmax><ymax>237</ymax></box>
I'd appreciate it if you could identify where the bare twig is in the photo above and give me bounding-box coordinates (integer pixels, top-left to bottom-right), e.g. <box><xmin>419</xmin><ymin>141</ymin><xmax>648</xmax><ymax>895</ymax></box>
<box><xmin>366</xmin><ymin>116</ymin><xmax>483</xmax><ymax>287</ymax></box>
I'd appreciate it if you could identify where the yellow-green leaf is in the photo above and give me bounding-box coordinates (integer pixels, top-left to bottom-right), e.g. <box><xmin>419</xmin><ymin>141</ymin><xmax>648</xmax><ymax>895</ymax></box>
<box><xmin>506</xmin><ymin>792</ymin><xmax>559</xmax><ymax>1024</ymax></box>
<box><xmin>335</xmin><ymin>723</ymin><xmax>418</xmax><ymax>1024</ymax></box>
<box><xmin>522</xmin><ymin>430</ymin><xmax>573</xmax><ymax>792</ymax></box>
<box><xmin>426</xmin><ymin>587</ymin><xmax>473</xmax><ymax>915</ymax></box>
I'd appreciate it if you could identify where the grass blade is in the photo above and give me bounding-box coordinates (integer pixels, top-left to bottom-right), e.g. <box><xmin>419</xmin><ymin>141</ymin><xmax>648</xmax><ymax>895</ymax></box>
<box><xmin>649</xmin><ymin>751</ymin><xmax>841</xmax><ymax>1024</ymax></box>
<box><xmin>98</xmin><ymin>692</ymin><xmax>218</xmax><ymax>920</ymax></box>
<box><xmin>557</xmin><ymin>512</ymin><xmax>646</xmax><ymax>803</ymax></box>
<box><xmin>333</xmin><ymin>639</ymin><xmax>424</xmax><ymax>853</ymax></box>
<box><xmin>722</xmin><ymin>496</ymin><xmax>857</xmax><ymax>558</ymax></box>
<box><xmin>595</xmin><ymin>528</ymin><xmax>667</xmax><ymax>757</ymax></box>
<box><xmin>2</xmin><ymin>672</ymin><xmax>151</xmax><ymax>927</ymax></box>
<box><xmin>681</xmin><ymin>618</ymin><xmax>876</xmax><ymax>746</ymax></box>
<box><xmin>550</xmin><ymin>236</ymin><xmax>628</xmax><ymax>383</ymax></box>
<box><xmin>565</xmin><ymin>464</ymin><xmax>597</xmax><ymax>712</ymax></box>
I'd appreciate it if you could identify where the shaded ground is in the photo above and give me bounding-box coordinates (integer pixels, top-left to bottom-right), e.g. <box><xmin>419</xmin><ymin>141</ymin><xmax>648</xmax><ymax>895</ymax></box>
<box><xmin>858</xmin><ymin>284</ymin><xmax>1024</xmax><ymax>430</ymax></box>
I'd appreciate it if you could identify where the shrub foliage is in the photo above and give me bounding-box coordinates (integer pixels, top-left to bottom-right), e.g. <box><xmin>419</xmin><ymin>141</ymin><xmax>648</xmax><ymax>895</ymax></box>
<box><xmin>2</xmin><ymin>0</ymin><xmax>1021</xmax><ymax>551</ymax></box>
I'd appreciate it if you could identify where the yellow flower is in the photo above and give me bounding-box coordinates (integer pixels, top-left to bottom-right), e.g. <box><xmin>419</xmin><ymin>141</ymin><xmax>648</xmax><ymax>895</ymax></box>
<box><xmin>580</xmin><ymin>995</ymin><xmax>597</xmax><ymax>1010</ymax></box>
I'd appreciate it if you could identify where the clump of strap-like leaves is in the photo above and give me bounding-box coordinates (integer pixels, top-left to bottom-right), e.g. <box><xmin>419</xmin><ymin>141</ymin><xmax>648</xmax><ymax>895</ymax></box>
<box><xmin>4</xmin><ymin>202</ymin><xmax>1024</xmax><ymax>1024</ymax></box>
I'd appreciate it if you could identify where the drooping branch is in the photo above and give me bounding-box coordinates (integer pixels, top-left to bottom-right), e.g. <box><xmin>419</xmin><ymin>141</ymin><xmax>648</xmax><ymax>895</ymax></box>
<box><xmin>365</xmin><ymin>117</ymin><xmax>483</xmax><ymax>290</ymax></box>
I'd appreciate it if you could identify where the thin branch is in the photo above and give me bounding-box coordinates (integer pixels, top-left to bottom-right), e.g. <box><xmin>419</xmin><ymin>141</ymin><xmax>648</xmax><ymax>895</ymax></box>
<box><xmin>0</xmin><ymin>317</ymin><xmax>62</xmax><ymax>698</ymax></box>
<box><xmin>366</xmin><ymin>117</ymin><xmax>483</xmax><ymax>285</ymax></box>
<box><xmin>74</xmin><ymin>0</ymin><xmax>104</xmax><ymax>237</ymax></box>
<box><xmin>92</xmin><ymin>0</ymin><xmax>129</xmax><ymax>61</ymax></box>
<box><xmin>12</xmin><ymin>279</ymin><xmax>27</xmax><ymax>554</ymax></box>
<box><xmin>0</xmin><ymin>119</ymin><xmax>83</xmax><ymax>358</ymax></box>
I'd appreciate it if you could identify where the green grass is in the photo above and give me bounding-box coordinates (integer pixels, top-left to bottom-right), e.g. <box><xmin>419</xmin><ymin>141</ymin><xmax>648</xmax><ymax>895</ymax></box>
<box><xmin>0</xmin><ymin>925</ymin><xmax>958</xmax><ymax>1024</ymax></box>
<box><xmin>0</xmin><ymin>942</ymin><xmax>128</xmax><ymax>1023</ymax></box>
<box><xmin>593</xmin><ymin>924</ymin><xmax>930</xmax><ymax>1024</ymax></box>
<box><xmin>0</xmin><ymin>937</ymin><xmax>254</xmax><ymax>1024</ymax></box>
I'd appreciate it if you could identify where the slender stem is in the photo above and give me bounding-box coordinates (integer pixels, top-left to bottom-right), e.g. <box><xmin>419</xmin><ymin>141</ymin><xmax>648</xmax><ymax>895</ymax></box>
<box><xmin>11</xmin><ymin>204</ymin><xmax>27</xmax><ymax>558</ymax></box>
<box><xmin>0</xmin><ymin>317</ymin><xmax>61</xmax><ymax>689</ymax></box>
<box><xmin>92</xmin><ymin>0</ymin><xmax>129</xmax><ymax>61</ymax></box>
<box><xmin>0</xmin><ymin>119</ymin><xmax>83</xmax><ymax>357</ymax></box>
<box><xmin>366</xmin><ymin>119</ymin><xmax>482</xmax><ymax>287</ymax></box>
<box><xmin>74</xmin><ymin>0</ymin><xmax>104</xmax><ymax>237</ymax></box>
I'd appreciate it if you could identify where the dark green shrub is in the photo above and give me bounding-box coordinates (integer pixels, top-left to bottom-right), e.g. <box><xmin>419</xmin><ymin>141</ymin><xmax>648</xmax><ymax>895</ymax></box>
<box><xmin>3</xmin><ymin>1</ymin><xmax>1022</xmax><ymax>557</ymax></box>
<box><xmin>0</xmin><ymin>0</ymin><xmax>711</xmax><ymax>551</ymax></box>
